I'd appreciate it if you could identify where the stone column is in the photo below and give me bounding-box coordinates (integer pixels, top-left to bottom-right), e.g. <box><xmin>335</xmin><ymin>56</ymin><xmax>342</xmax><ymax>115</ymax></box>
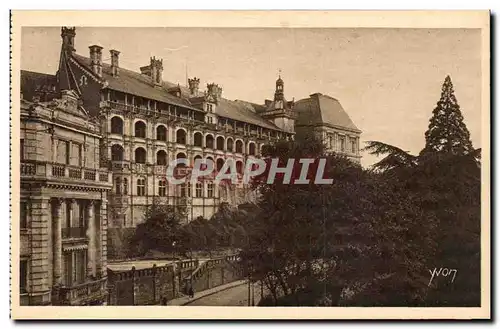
<box><xmin>52</xmin><ymin>198</ymin><xmax>63</xmax><ymax>286</ymax></box>
<box><xmin>86</xmin><ymin>200</ymin><xmax>95</xmax><ymax>278</ymax></box>
<box><xmin>100</xmin><ymin>199</ymin><xmax>108</xmax><ymax>279</ymax></box>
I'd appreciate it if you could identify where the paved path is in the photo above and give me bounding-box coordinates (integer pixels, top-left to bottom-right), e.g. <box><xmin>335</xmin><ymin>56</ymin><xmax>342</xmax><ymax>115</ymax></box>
<box><xmin>186</xmin><ymin>282</ymin><xmax>266</xmax><ymax>306</ymax></box>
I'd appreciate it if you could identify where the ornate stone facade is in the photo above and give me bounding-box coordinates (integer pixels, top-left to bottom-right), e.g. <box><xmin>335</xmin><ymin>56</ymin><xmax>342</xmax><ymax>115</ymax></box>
<box><xmin>19</xmin><ymin>90</ymin><xmax>111</xmax><ymax>305</ymax></box>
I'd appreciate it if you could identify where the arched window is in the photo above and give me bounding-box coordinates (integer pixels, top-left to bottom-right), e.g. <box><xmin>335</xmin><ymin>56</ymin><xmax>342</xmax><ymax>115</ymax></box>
<box><xmin>137</xmin><ymin>177</ymin><xmax>146</xmax><ymax>196</ymax></box>
<box><xmin>135</xmin><ymin>121</ymin><xmax>146</xmax><ymax>138</ymax></box>
<box><xmin>205</xmin><ymin>156</ymin><xmax>214</xmax><ymax>171</ymax></box>
<box><xmin>123</xmin><ymin>178</ymin><xmax>128</xmax><ymax>195</ymax></box>
<box><xmin>135</xmin><ymin>147</ymin><xmax>146</xmax><ymax>164</ymax></box>
<box><xmin>158</xmin><ymin>179</ymin><xmax>167</xmax><ymax>196</ymax></box>
<box><xmin>205</xmin><ymin>135</ymin><xmax>214</xmax><ymax>149</ymax></box>
<box><xmin>226</xmin><ymin>138</ymin><xmax>234</xmax><ymax>152</ymax></box>
<box><xmin>115</xmin><ymin>177</ymin><xmax>122</xmax><ymax>195</ymax></box>
<box><xmin>176</xmin><ymin>129</ymin><xmax>186</xmax><ymax>145</ymax></box>
<box><xmin>156</xmin><ymin>150</ymin><xmax>167</xmax><ymax>165</ymax></box>
<box><xmin>176</xmin><ymin>152</ymin><xmax>187</xmax><ymax>169</ymax></box>
<box><xmin>216</xmin><ymin>136</ymin><xmax>225</xmax><ymax>151</ymax></box>
<box><xmin>111</xmin><ymin>116</ymin><xmax>124</xmax><ymax>134</ymax></box>
<box><xmin>195</xmin><ymin>182</ymin><xmax>203</xmax><ymax>197</ymax></box>
<box><xmin>236</xmin><ymin>161</ymin><xmax>243</xmax><ymax>174</ymax></box>
<box><xmin>216</xmin><ymin>158</ymin><xmax>224</xmax><ymax>172</ymax></box>
<box><xmin>248</xmin><ymin>142</ymin><xmax>256</xmax><ymax>156</ymax></box>
<box><xmin>193</xmin><ymin>132</ymin><xmax>203</xmax><ymax>147</ymax></box>
<box><xmin>156</xmin><ymin>125</ymin><xmax>167</xmax><ymax>141</ymax></box>
<box><xmin>111</xmin><ymin>144</ymin><xmax>124</xmax><ymax>161</ymax></box>
<box><xmin>235</xmin><ymin>140</ymin><xmax>243</xmax><ymax>153</ymax></box>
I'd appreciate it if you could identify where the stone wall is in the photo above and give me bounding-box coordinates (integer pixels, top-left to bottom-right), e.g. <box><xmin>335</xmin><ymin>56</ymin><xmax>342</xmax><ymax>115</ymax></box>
<box><xmin>107</xmin><ymin>259</ymin><xmax>198</xmax><ymax>305</ymax></box>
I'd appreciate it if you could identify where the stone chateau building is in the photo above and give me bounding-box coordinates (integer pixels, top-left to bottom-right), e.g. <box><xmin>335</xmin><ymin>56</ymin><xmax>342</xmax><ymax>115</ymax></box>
<box><xmin>19</xmin><ymin>27</ymin><xmax>361</xmax><ymax>305</ymax></box>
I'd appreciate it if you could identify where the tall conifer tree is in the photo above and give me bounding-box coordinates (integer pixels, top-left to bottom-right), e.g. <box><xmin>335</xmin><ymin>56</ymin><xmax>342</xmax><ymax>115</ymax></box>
<box><xmin>421</xmin><ymin>75</ymin><xmax>474</xmax><ymax>156</ymax></box>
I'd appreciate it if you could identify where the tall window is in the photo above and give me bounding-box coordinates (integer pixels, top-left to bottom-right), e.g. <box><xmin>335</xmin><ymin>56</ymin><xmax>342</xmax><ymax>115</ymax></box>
<box><xmin>216</xmin><ymin>136</ymin><xmax>224</xmax><ymax>151</ymax></box>
<box><xmin>176</xmin><ymin>129</ymin><xmax>186</xmax><ymax>145</ymax></box>
<box><xmin>135</xmin><ymin>121</ymin><xmax>146</xmax><ymax>138</ymax></box>
<box><xmin>123</xmin><ymin>178</ymin><xmax>128</xmax><ymax>195</ymax></box>
<box><xmin>351</xmin><ymin>138</ymin><xmax>357</xmax><ymax>154</ymax></box>
<box><xmin>65</xmin><ymin>141</ymin><xmax>70</xmax><ymax>164</ymax></box>
<box><xmin>20</xmin><ymin>259</ymin><xmax>28</xmax><ymax>293</ymax></box>
<box><xmin>20</xmin><ymin>138</ymin><xmax>25</xmax><ymax>161</ymax></box>
<box><xmin>207</xmin><ymin>104</ymin><xmax>214</xmax><ymax>112</ymax></box>
<box><xmin>137</xmin><ymin>178</ymin><xmax>146</xmax><ymax>196</ymax></box>
<box><xmin>156</xmin><ymin>125</ymin><xmax>167</xmax><ymax>141</ymax></box>
<box><xmin>196</xmin><ymin>182</ymin><xmax>203</xmax><ymax>197</ymax></box>
<box><xmin>158</xmin><ymin>179</ymin><xmax>167</xmax><ymax>196</ymax></box>
<box><xmin>235</xmin><ymin>140</ymin><xmax>243</xmax><ymax>153</ymax></box>
<box><xmin>135</xmin><ymin>147</ymin><xmax>146</xmax><ymax>164</ymax></box>
<box><xmin>78</xmin><ymin>144</ymin><xmax>83</xmax><ymax>166</ymax></box>
<box><xmin>20</xmin><ymin>201</ymin><xmax>27</xmax><ymax>229</ymax></box>
<box><xmin>111</xmin><ymin>144</ymin><xmax>124</xmax><ymax>161</ymax></box>
<box><xmin>111</xmin><ymin>116</ymin><xmax>124</xmax><ymax>134</ymax></box>
<box><xmin>205</xmin><ymin>135</ymin><xmax>214</xmax><ymax>149</ymax></box>
<box><xmin>115</xmin><ymin>177</ymin><xmax>122</xmax><ymax>195</ymax></box>
<box><xmin>207</xmin><ymin>117</ymin><xmax>213</xmax><ymax>124</ymax></box>
<box><xmin>226</xmin><ymin>138</ymin><xmax>234</xmax><ymax>152</ymax></box>
<box><xmin>156</xmin><ymin>150</ymin><xmax>167</xmax><ymax>165</ymax></box>
<box><xmin>193</xmin><ymin>132</ymin><xmax>203</xmax><ymax>147</ymax></box>
<box><xmin>340</xmin><ymin>137</ymin><xmax>346</xmax><ymax>152</ymax></box>
<box><xmin>207</xmin><ymin>182</ymin><xmax>214</xmax><ymax>198</ymax></box>
<box><xmin>180</xmin><ymin>183</ymin><xmax>186</xmax><ymax>197</ymax></box>
<box><xmin>187</xmin><ymin>182</ymin><xmax>192</xmax><ymax>197</ymax></box>
<box><xmin>248</xmin><ymin>142</ymin><xmax>256</xmax><ymax>156</ymax></box>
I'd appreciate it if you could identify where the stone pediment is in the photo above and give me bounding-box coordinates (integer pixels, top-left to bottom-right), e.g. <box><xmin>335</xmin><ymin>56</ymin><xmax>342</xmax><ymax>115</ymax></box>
<box><xmin>49</xmin><ymin>89</ymin><xmax>89</xmax><ymax>118</ymax></box>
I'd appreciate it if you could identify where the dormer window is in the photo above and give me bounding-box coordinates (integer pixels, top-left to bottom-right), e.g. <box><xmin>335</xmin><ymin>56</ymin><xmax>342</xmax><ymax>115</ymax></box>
<box><xmin>207</xmin><ymin>103</ymin><xmax>214</xmax><ymax>113</ymax></box>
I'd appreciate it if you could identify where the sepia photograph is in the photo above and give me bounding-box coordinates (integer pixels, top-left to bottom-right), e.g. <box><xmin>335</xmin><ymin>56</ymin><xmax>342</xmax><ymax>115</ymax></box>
<box><xmin>10</xmin><ymin>11</ymin><xmax>490</xmax><ymax>319</ymax></box>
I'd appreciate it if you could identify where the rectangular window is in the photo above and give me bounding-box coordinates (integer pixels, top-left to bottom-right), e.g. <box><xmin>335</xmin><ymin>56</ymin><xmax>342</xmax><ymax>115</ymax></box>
<box><xmin>64</xmin><ymin>252</ymin><xmax>73</xmax><ymax>286</ymax></box>
<box><xmin>20</xmin><ymin>201</ymin><xmax>27</xmax><ymax>229</ymax></box>
<box><xmin>78</xmin><ymin>144</ymin><xmax>83</xmax><ymax>166</ymax></box>
<box><xmin>180</xmin><ymin>183</ymin><xmax>186</xmax><ymax>197</ymax></box>
<box><xmin>158</xmin><ymin>180</ymin><xmax>166</xmax><ymax>197</ymax></box>
<box><xmin>137</xmin><ymin>178</ymin><xmax>146</xmax><ymax>196</ymax></box>
<box><xmin>340</xmin><ymin>137</ymin><xmax>346</xmax><ymax>152</ymax></box>
<box><xmin>351</xmin><ymin>138</ymin><xmax>357</xmax><ymax>154</ymax></box>
<box><xmin>187</xmin><ymin>182</ymin><xmax>192</xmax><ymax>197</ymax></box>
<box><xmin>196</xmin><ymin>183</ymin><xmax>203</xmax><ymax>198</ymax></box>
<box><xmin>20</xmin><ymin>260</ymin><xmax>28</xmax><ymax>293</ymax></box>
<box><xmin>207</xmin><ymin>182</ymin><xmax>214</xmax><ymax>198</ymax></box>
<box><xmin>65</xmin><ymin>141</ymin><xmax>70</xmax><ymax>165</ymax></box>
<box><xmin>20</xmin><ymin>138</ymin><xmax>25</xmax><ymax>161</ymax></box>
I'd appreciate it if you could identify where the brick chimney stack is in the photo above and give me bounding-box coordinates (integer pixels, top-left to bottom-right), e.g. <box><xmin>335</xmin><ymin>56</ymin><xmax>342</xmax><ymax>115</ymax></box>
<box><xmin>89</xmin><ymin>45</ymin><xmax>103</xmax><ymax>77</ymax></box>
<box><xmin>110</xmin><ymin>49</ymin><xmax>120</xmax><ymax>77</ymax></box>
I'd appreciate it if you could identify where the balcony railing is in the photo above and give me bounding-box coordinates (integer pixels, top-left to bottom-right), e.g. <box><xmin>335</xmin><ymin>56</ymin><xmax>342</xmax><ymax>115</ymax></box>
<box><xmin>102</xmin><ymin>101</ymin><xmax>206</xmax><ymax>125</ymax></box>
<box><xmin>20</xmin><ymin>160</ymin><xmax>112</xmax><ymax>186</ymax></box>
<box><xmin>62</xmin><ymin>226</ymin><xmax>87</xmax><ymax>239</ymax></box>
<box><xmin>58</xmin><ymin>278</ymin><xmax>107</xmax><ymax>305</ymax></box>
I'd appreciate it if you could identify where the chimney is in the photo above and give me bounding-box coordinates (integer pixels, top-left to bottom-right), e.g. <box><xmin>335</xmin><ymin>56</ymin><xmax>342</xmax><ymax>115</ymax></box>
<box><xmin>89</xmin><ymin>45</ymin><xmax>103</xmax><ymax>77</ymax></box>
<box><xmin>150</xmin><ymin>56</ymin><xmax>163</xmax><ymax>86</ymax></box>
<box><xmin>61</xmin><ymin>27</ymin><xmax>76</xmax><ymax>54</ymax></box>
<box><xmin>207</xmin><ymin>83</ymin><xmax>222</xmax><ymax>103</ymax></box>
<box><xmin>188</xmin><ymin>77</ymin><xmax>200</xmax><ymax>96</ymax></box>
<box><xmin>110</xmin><ymin>49</ymin><xmax>120</xmax><ymax>77</ymax></box>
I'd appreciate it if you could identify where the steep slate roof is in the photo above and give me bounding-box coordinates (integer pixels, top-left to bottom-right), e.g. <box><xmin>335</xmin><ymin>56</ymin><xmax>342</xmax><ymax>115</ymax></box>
<box><xmin>20</xmin><ymin>70</ymin><xmax>58</xmax><ymax>101</ymax></box>
<box><xmin>294</xmin><ymin>93</ymin><xmax>361</xmax><ymax>133</ymax></box>
<box><xmin>72</xmin><ymin>53</ymin><xmax>282</xmax><ymax>131</ymax></box>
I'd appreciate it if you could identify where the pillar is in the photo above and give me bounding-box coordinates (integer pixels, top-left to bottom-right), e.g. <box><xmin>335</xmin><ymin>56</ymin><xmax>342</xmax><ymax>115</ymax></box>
<box><xmin>100</xmin><ymin>199</ymin><xmax>108</xmax><ymax>278</ymax></box>
<box><xmin>52</xmin><ymin>198</ymin><xmax>63</xmax><ymax>286</ymax></box>
<box><xmin>86</xmin><ymin>200</ymin><xmax>95</xmax><ymax>278</ymax></box>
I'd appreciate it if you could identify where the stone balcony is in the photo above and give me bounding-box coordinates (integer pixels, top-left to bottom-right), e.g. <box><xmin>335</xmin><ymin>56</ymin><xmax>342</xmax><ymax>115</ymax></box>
<box><xmin>20</xmin><ymin>160</ymin><xmax>112</xmax><ymax>189</ymax></box>
<box><xmin>56</xmin><ymin>278</ymin><xmax>107</xmax><ymax>306</ymax></box>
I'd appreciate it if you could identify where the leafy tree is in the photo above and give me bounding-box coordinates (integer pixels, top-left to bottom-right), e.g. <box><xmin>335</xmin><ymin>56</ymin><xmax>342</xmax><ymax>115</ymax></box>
<box><xmin>128</xmin><ymin>201</ymin><xmax>185</xmax><ymax>256</ymax></box>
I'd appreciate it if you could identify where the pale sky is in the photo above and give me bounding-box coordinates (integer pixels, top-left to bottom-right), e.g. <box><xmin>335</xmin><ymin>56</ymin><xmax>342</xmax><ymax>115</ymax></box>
<box><xmin>21</xmin><ymin>27</ymin><xmax>482</xmax><ymax>167</ymax></box>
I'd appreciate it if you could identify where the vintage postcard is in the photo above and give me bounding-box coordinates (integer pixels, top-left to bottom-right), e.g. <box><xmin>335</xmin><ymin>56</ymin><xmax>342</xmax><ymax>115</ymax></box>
<box><xmin>10</xmin><ymin>11</ymin><xmax>490</xmax><ymax>319</ymax></box>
